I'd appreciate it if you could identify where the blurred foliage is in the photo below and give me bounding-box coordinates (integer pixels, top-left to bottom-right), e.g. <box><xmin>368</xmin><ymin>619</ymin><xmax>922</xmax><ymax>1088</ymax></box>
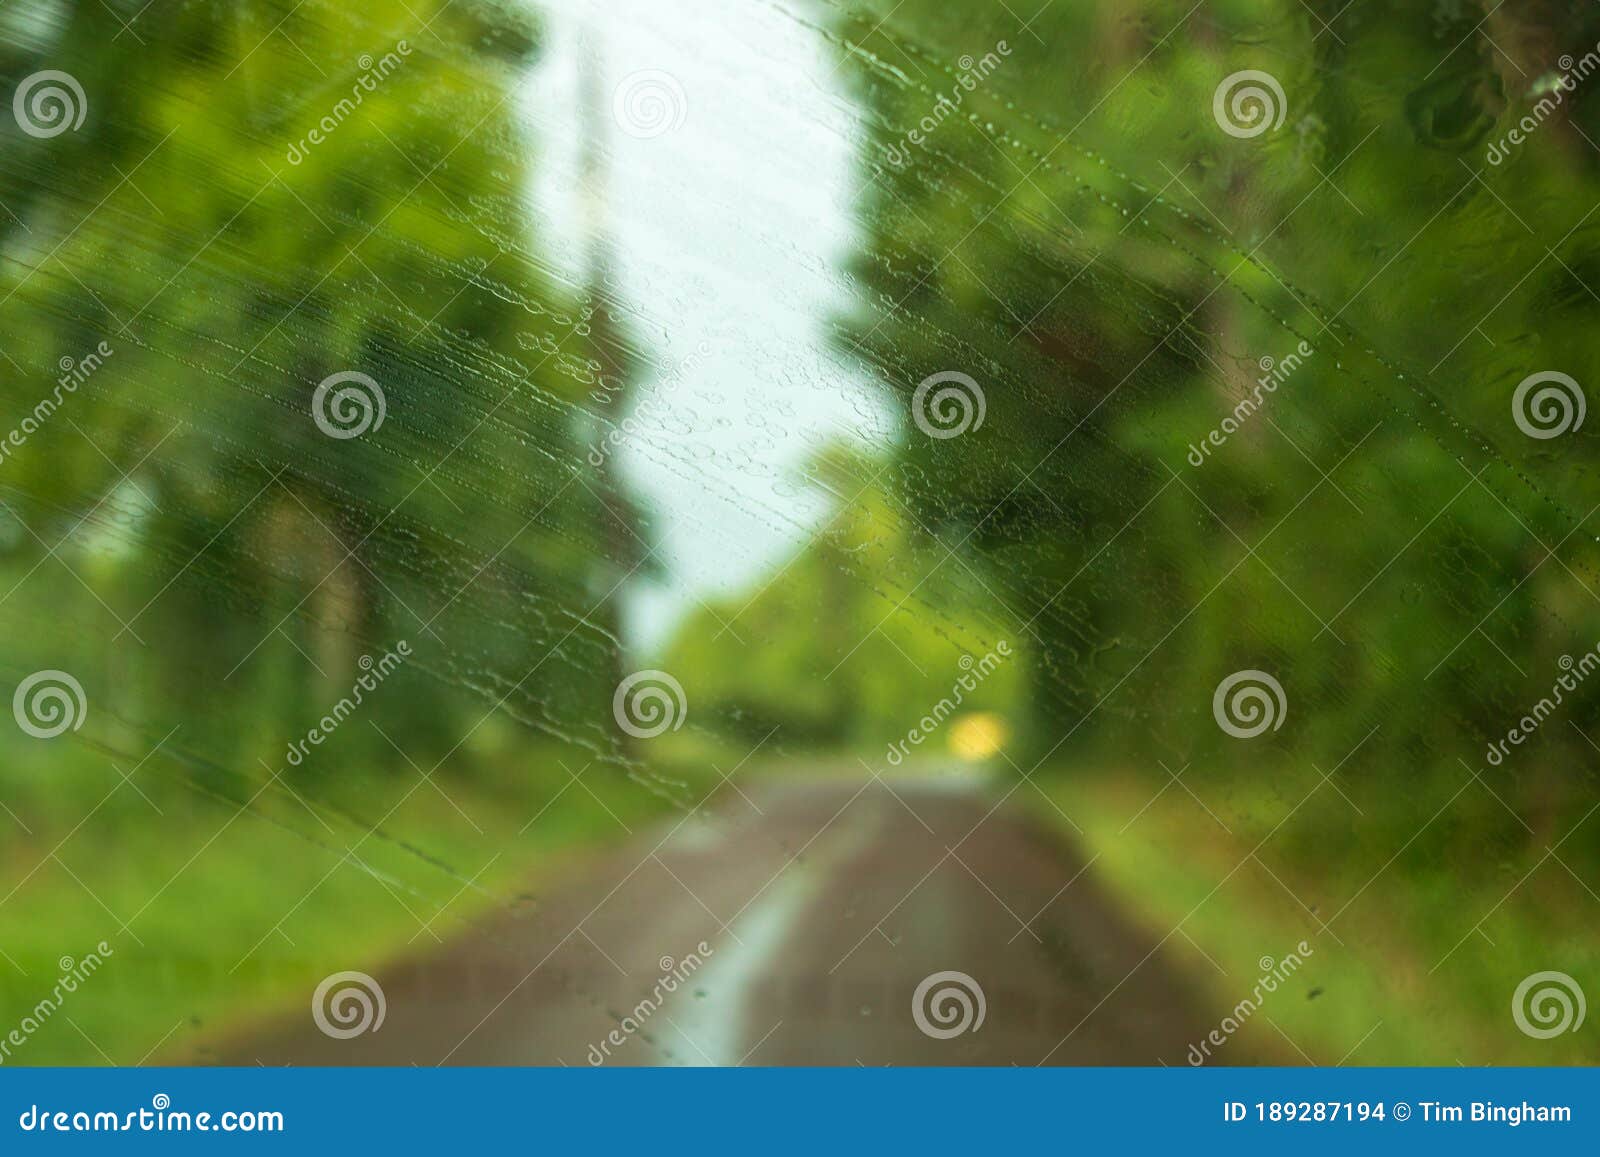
<box><xmin>662</xmin><ymin>446</ymin><xmax>1022</xmax><ymax>750</ymax></box>
<box><xmin>833</xmin><ymin>0</ymin><xmax>1600</xmax><ymax>854</ymax></box>
<box><xmin>819</xmin><ymin>0</ymin><xmax>1600</xmax><ymax>1062</ymax></box>
<box><xmin>0</xmin><ymin>0</ymin><xmax>675</xmax><ymax>1059</ymax></box>
<box><xmin>0</xmin><ymin>0</ymin><xmax>641</xmax><ymax>797</ymax></box>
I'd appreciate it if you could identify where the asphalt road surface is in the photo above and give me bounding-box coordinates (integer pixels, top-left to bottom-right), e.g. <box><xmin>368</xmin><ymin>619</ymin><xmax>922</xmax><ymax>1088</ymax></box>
<box><xmin>213</xmin><ymin>770</ymin><xmax>1248</xmax><ymax>1066</ymax></box>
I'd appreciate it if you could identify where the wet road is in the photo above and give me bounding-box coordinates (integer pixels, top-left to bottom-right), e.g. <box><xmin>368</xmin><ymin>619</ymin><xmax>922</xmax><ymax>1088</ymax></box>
<box><xmin>215</xmin><ymin>771</ymin><xmax>1245</xmax><ymax>1066</ymax></box>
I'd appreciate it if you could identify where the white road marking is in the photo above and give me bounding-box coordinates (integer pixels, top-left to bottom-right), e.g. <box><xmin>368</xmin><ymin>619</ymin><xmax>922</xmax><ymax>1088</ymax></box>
<box><xmin>662</xmin><ymin>804</ymin><xmax>886</xmax><ymax>1065</ymax></box>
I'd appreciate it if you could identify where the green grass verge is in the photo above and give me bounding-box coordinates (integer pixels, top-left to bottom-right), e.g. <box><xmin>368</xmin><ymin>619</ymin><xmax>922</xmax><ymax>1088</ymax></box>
<box><xmin>0</xmin><ymin>753</ymin><xmax>674</xmax><ymax>1066</ymax></box>
<box><xmin>1026</xmin><ymin>769</ymin><xmax>1596</xmax><ymax>1066</ymax></box>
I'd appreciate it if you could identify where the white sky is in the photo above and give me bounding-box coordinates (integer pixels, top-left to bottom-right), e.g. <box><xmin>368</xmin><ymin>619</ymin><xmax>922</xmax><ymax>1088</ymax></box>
<box><xmin>522</xmin><ymin>0</ymin><xmax>897</xmax><ymax>656</ymax></box>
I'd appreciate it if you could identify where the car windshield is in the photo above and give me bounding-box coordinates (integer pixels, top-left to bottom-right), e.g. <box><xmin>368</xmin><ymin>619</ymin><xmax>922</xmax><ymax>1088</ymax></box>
<box><xmin>1</xmin><ymin>0</ymin><xmax>1596</xmax><ymax>1067</ymax></box>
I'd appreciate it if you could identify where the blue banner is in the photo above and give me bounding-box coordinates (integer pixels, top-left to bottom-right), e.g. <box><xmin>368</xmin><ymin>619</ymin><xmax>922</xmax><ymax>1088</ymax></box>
<box><xmin>1</xmin><ymin>1067</ymin><xmax>1593</xmax><ymax>1152</ymax></box>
